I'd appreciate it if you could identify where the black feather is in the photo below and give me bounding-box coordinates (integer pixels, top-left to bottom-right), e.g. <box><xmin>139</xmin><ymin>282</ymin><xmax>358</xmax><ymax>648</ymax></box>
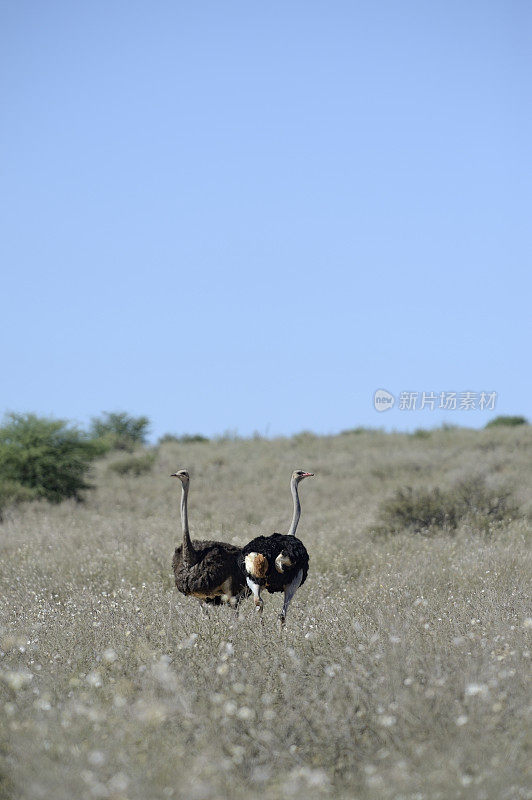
<box><xmin>238</xmin><ymin>533</ymin><xmax>309</xmax><ymax>594</ymax></box>
<box><xmin>173</xmin><ymin>539</ymin><xmax>247</xmax><ymax>601</ymax></box>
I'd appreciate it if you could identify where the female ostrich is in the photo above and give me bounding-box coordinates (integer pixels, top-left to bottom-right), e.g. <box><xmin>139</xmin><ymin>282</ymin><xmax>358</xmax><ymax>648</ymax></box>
<box><xmin>171</xmin><ymin>469</ymin><xmax>246</xmax><ymax>605</ymax></box>
<box><xmin>238</xmin><ymin>470</ymin><xmax>314</xmax><ymax>624</ymax></box>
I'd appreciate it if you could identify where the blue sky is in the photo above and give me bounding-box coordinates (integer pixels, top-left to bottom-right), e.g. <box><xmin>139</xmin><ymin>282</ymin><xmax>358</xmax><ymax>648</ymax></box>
<box><xmin>1</xmin><ymin>1</ymin><xmax>531</xmax><ymax>440</ymax></box>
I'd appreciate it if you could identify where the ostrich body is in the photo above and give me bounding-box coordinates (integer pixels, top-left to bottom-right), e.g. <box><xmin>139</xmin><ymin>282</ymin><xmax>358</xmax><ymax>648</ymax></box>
<box><xmin>171</xmin><ymin>470</ymin><xmax>246</xmax><ymax>604</ymax></box>
<box><xmin>238</xmin><ymin>470</ymin><xmax>313</xmax><ymax>623</ymax></box>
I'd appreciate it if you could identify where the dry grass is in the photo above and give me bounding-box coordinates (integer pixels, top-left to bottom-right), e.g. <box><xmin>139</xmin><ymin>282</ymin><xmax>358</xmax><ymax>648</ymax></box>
<box><xmin>0</xmin><ymin>427</ymin><xmax>531</xmax><ymax>800</ymax></box>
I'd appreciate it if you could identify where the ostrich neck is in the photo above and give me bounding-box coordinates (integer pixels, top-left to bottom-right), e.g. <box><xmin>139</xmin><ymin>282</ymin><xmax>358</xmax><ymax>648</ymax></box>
<box><xmin>180</xmin><ymin>483</ymin><xmax>197</xmax><ymax>565</ymax></box>
<box><xmin>287</xmin><ymin>478</ymin><xmax>301</xmax><ymax>536</ymax></box>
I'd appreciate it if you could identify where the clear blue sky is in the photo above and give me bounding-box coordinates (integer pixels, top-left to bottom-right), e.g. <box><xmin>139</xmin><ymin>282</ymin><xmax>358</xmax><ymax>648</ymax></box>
<box><xmin>1</xmin><ymin>1</ymin><xmax>531</xmax><ymax>440</ymax></box>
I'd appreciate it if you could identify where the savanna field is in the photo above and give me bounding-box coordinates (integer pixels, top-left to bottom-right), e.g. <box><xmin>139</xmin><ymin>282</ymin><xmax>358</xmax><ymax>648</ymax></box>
<box><xmin>0</xmin><ymin>427</ymin><xmax>531</xmax><ymax>800</ymax></box>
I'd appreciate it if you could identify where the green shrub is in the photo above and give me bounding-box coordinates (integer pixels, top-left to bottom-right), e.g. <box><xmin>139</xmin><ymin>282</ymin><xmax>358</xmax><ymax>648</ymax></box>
<box><xmin>0</xmin><ymin>413</ymin><xmax>101</xmax><ymax>506</ymax></box>
<box><xmin>90</xmin><ymin>411</ymin><xmax>150</xmax><ymax>451</ymax></box>
<box><xmin>411</xmin><ymin>428</ymin><xmax>431</xmax><ymax>438</ymax></box>
<box><xmin>158</xmin><ymin>434</ymin><xmax>179</xmax><ymax>444</ymax></box>
<box><xmin>292</xmin><ymin>430</ymin><xmax>317</xmax><ymax>444</ymax></box>
<box><xmin>340</xmin><ymin>426</ymin><xmax>382</xmax><ymax>435</ymax></box>
<box><xmin>179</xmin><ymin>434</ymin><xmax>209</xmax><ymax>443</ymax></box>
<box><xmin>216</xmin><ymin>429</ymin><xmax>241</xmax><ymax>442</ymax></box>
<box><xmin>158</xmin><ymin>433</ymin><xmax>209</xmax><ymax>444</ymax></box>
<box><xmin>374</xmin><ymin>476</ymin><xmax>518</xmax><ymax>535</ymax></box>
<box><xmin>485</xmin><ymin>416</ymin><xmax>528</xmax><ymax>428</ymax></box>
<box><xmin>107</xmin><ymin>452</ymin><xmax>156</xmax><ymax>476</ymax></box>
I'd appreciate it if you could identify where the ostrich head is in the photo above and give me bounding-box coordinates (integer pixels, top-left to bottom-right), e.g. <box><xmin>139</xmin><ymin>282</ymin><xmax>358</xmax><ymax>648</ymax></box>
<box><xmin>292</xmin><ymin>470</ymin><xmax>314</xmax><ymax>483</ymax></box>
<box><xmin>275</xmin><ymin>549</ymin><xmax>293</xmax><ymax>573</ymax></box>
<box><xmin>244</xmin><ymin>552</ymin><xmax>269</xmax><ymax>579</ymax></box>
<box><xmin>170</xmin><ymin>469</ymin><xmax>190</xmax><ymax>485</ymax></box>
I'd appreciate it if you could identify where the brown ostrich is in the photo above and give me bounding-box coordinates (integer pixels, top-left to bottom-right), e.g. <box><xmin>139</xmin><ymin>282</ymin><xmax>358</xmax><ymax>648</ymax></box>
<box><xmin>171</xmin><ymin>470</ymin><xmax>246</xmax><ymax>605</ymax></box>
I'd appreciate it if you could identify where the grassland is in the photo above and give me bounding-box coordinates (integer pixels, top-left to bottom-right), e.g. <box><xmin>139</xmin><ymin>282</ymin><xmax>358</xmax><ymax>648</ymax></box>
<box><xmin>0</xmin><ymin>427</ymin><xmax>530</xmax><ymax>800</ymax></box>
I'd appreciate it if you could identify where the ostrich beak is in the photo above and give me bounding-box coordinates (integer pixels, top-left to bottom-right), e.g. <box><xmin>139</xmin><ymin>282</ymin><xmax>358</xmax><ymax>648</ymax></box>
<box><xmin>302</xmin><ymin>472</ymin><xmax>314</xmax><ymax>478</ymax></box>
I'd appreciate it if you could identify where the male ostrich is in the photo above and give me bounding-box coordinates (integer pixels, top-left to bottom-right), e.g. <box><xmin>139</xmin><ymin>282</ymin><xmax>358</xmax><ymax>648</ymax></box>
<box><xmin>171</xmin><ymin>470</ymin><xmax>246</xmax><ymax>605</ymax></box>
<box><xmin>238</xmin><ymin>470</ymin><xmax>314</xmax><ymax>624</ymax></box>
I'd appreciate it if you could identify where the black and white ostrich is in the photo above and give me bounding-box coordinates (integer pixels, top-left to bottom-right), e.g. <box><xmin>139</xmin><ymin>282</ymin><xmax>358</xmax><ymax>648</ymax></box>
<box><xmin>238</xmin><ymin>470</ymin><xmax>314</xmax><ymax>624</ymax></box>
<box><xmin>171</xmin><ymin>470</ymin><xmax>246</xmax><ymax>605</ymax></box>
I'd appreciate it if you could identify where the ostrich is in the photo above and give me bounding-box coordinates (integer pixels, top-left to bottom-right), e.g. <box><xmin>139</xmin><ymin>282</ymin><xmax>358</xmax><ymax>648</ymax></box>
<box><xmin>171</xmin><ymin>470</ymin><xmax>246</xmax><ymax>605</ymax></box>
<box><xmin>238</xmin><ymin>470</ymin><xmax>314</xmax><ymax>624</ymax></box>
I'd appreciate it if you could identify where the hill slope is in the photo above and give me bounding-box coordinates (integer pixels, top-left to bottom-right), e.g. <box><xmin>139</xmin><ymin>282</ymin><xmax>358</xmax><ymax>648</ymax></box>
<box><xmin>1</xmin><ymin>427</ymin><xmax>530</xmax><ymax>799</ymax></box>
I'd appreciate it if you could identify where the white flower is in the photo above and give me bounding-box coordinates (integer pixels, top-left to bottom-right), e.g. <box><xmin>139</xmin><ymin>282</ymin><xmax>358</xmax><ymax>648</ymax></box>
<box><xmin>88</xmin><ymin>750</ymin><xmax>106</xmax><ymax>767</ymax></box>
<box><xmin>237</xmin><ymin>706</ymin><xmax>254</xmax><ymax>721</ymax></box>
<box><xmin>289</xmin><ymin>767</ymin><xmax>330</xmax><ymax>788</ymax></box>
<box><xmin>108</xmin><ymin>773</ymin><xmax>129</xmax><ymax>793</ymax></box>
<box><xmin>465</xmin><ymin>683</ymin><xmax>488</xmax><ymax>697</ymax></box>
<box><xmin>102</xmin><ymin>648</ymin><xmax>117</xmax><ymax>664</ymax></box>
<box><xmin>1</xmin><ymin>670</ymin><xmax>33</xmax><ymax>691</ymax></box>
<box><xmin>113</xmin><ymin>695</ymin><xmax>126</xmax><ymax>708</ymax></box>
<box><xmin>178</xmin><ymin>634</ymin><xmax>198</xmax><ymax>649</ymax></box>
<box><xmin>251</xmin><ymin>766</ymin><xmax>271</xmax><ymax>783</ymax></box>
<box><xmin>86</xmin><ymin>671</ymin><xmax>102</xmax><ymax>688</ymax></box>
<box><xmin>89</xmin><ymin>781</ymin><xmax>109</xmax><ymax>798</ymax></box>
<box><xmin>379</xmin><ymin>715</ymin><xmax>396</xmax><ymax>727</ymax></box>
<box><xmin>134</xmin><ymin>700</ymin><xmax>167</xmax><ymax>725</ymax></box>
<box><xmin>151</xmin><ymin>658</ymin><xmax>178</xmax><ymax>691</ymax></box>
<box><xmin>455</xmin><ymin>715</ymin><xmax>468</xmax><ymax>726</ymax></box>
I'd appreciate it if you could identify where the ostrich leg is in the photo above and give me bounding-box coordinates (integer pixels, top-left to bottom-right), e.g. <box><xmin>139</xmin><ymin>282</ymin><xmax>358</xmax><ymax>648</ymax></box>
<box><xmin>246</xmin><ymin>577</ymin><xmax>264</xmax><ymax>614</ymax></box>
<box><xmin>278</xmin><ymin>569</ymin><xmax>303</xmax><ymax>626</ymax></box>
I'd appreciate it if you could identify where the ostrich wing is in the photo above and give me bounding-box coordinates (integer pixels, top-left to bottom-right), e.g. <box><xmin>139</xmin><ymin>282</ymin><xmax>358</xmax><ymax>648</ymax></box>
<box><xmin>239</xmin><ymin>533</ymin><xmax>309</xmax><ymax>593</ymax></box>
<box><xmin>173</xmin><ymin>540</ymin><xmax>244</xmax><ymax>598</ymax></box>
